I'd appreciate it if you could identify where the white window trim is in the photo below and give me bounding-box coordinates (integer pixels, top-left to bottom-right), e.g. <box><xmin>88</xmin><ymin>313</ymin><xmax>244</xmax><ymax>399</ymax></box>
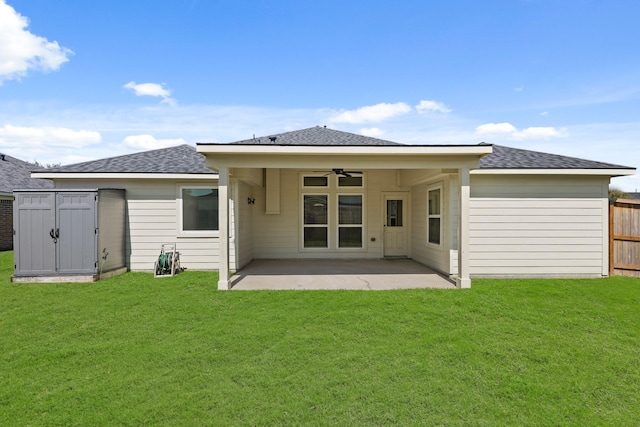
<box><xmin>299</xmin><ymin>173</ymin><xmax>367</xmax><ymax>251</ymax></box>
<box><xmin>177</xmin><ymin>185</ymin><xmax>220</xmax><ymax>238</ymax></box>
<box><xmin>427</xmin><ymin>184</ymin><xmax>443</xmax><ymax>247</ymax></box>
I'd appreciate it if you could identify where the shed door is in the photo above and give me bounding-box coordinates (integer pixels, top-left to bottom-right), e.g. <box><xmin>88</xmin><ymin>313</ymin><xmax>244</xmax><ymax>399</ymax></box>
<box><xmin>14</xmin><ymin>192</ymin><xmax>56</xmax><ymax>275</ymax></box>
<box><xmin>56</xmin><ymin>192</ymin><xmax>97</xmax><ymax>274</ymax></box>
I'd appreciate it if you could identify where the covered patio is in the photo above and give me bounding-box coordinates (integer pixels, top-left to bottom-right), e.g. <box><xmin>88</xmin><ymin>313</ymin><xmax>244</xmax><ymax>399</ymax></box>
<box><xmin>197</xmin><ymin>127</ymin><xmax>493</xmax><ymax>290</ymax></box>
<box><xmin>229</xmin><ymin>258</ymin><xmax>456</xmax><ymax>290</ymax></box>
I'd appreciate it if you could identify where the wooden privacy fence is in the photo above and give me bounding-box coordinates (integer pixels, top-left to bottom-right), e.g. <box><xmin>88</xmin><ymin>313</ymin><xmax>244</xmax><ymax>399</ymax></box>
<box><xmin>610</xmin><ymin>198</ymin><xmax>640</xmax><ymax>277</ymax></box>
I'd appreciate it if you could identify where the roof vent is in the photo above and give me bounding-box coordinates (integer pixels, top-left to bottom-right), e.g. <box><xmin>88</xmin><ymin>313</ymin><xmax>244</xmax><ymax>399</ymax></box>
<box><xmin>0</xmin><ymin>154</ymin><xmax>5</xmax><ymax>161</ymax></box>
<box><xmin>268</xmin><ymin>136</ymin><xmax>277</xmax><ymax>143</ymax></box>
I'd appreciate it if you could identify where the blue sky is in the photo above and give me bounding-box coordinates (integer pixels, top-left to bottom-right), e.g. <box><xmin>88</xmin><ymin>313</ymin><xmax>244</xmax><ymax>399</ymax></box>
<box><xmin>1</xmin><ymin>0</ymin><xmax>639</xmax><ymax>190</ymax></box>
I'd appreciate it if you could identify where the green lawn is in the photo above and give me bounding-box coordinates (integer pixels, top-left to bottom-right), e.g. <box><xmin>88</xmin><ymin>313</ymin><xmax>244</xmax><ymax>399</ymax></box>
<box><xmin>1</xmin><ymin>250</ymin><xmax>639</xmax><ymax>426</ymax></box>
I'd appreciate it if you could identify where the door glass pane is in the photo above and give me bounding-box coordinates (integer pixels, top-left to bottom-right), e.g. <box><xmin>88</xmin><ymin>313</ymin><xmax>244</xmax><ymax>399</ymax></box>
<box><xmin>338</xmin><ymin>195</ymin><xmax>362</xmax><ymax>224</ymax></box>
<box><xmin>304</xmin><ymin>227</ymin><xmax>328</xmax><ymax>248</ymax></box>
<box><xmin>428</xmin><ymin>218</ymin><xmax>441</xmax><ymax>245</ymax></box>
<box><xmin>304</xmin><ymin>195</ymin><xmax>328</xmax><ymax>224</ymax></box>
<box><xmin>339</xmin><ymin>227</ymin><xmax>362</xmax><ymax>248</ymax></box>
<box><xmin>428</xmin><ymin>189</ymin><xmax>441</xmax><ymax>215</ymax></box>
<box><xmin>386</xmin><ymin>200</ymin><xmax>403</xmax><ymax>227</ymax></box>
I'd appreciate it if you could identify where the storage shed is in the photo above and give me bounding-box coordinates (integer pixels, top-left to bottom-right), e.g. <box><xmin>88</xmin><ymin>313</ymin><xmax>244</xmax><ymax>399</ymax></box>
<box><xmin>13</xmin><ymin>189</ymin><xmax>127</xmax><ymax>282</ymax></box>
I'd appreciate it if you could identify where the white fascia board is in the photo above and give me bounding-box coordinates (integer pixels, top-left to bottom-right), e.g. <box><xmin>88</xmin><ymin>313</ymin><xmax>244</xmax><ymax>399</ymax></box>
<box><xmin>471</xmin><ymin>168</ymin><xmax>636</xmax><ymax>177</ymax></box>
<box><xmin>197</xmin><ymin>144</ymin><xmax>493</xmax><ymax>156</ymax></box>
<box><xmin>31</xmin><ymin>172</ymin><xmax>218</xmax><ymax>180</ymax></box>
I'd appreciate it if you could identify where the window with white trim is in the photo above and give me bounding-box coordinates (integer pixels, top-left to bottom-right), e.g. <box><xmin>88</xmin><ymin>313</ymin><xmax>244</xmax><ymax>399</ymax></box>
<box><xmin>179</xmin><ymin>186</ymin><xmax>219</xmax><ymax>236</ymax></box>
<box><xmin>301</xmin><ymin>173</ymin><xmax>365</xmax><ymax>250</ymax></box>
<box><xmin>338</xmin><ymin>194</ymin><xmax>363</xmax><ymax>248</ymax></box>
<box><xmin>303</xmin><ymin>194</ymin><xmax>328</xmax><ymax>248</ymax></box>
<box><xmin>427</xmin><ymin>187</ymin><xmax>442</xmax><ymax>245</ymax></box>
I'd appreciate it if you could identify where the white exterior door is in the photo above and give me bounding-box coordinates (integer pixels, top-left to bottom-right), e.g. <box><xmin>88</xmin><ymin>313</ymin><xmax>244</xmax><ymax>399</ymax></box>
<box><xmin>383</xmin><ymin>193</ymin><xmax>408</xmax><ymax>257</ymax></box>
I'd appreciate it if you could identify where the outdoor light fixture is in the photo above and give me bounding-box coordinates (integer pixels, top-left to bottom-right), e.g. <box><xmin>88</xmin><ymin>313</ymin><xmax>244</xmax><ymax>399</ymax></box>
<box><xmin>247</xmin><ymin>197</ymin><xmax>255</xmax><ymax>204</ymax></box>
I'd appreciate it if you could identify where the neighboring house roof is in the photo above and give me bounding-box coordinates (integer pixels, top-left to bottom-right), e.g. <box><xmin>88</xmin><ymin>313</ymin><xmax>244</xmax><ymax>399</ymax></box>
<box><xmin>41</xmin><ymin>144</ymin><xmax>215</xmax><ymax>175</ymax></box>
<box><xmin>0</xmin><ymin>153</ymin><xmax>53</xmax><ymax>193</ymax></box>
<box><xmin>480</xmin><ymin>144</ymin><xmax>634</xmax><ymax>170</ymax></box>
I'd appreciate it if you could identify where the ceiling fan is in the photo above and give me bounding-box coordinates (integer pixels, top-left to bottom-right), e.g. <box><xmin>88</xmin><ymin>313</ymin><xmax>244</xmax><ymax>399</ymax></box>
<box><xmin>315</xmin><ymin>168</ymin><xmax>363</xmax><ymax>177</ymax></box>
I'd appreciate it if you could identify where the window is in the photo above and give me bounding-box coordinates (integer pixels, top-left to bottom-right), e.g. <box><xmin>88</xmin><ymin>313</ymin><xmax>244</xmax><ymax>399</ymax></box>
<box><xmin>386</xmin><ymin>199</ymin><xmax>403</xmax><ymax>227</ymax></box>
<box><xmin>303</xmin><ymin>195</ymin><xmax>328</xmax><ymax>247</ymax></box>
<box><xmin>180</xmin><ymin>187</ymin><xmax>218</xmax><ymax>235</ymax></box>
<box><xmin>338</xmin><ymin>195</ymin><xmax>363</xmax><ymax>248</ymax></box>
<box><xmin>301</xmin><ymin>173</ymin><xmax>365</xmax><ymax>250</ymax></box>
<box><xmin>338</xmin><ymin>175</ymin><xmax>363</xmax><ymax>187</ymax></box>
<box><xmin>303</xmin><ymin>176</ymin><xmax>328</xmax><ymax>187</ymax></box>
<box><xmin>427</xmin><ymin>187</ymin><xmax>441</xmax><ymax>245</ymax></box>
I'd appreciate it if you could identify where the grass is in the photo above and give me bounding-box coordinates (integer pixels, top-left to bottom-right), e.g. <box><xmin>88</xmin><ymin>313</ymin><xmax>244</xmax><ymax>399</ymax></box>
<box><xmin>1</xmin><ymin>250</ymin><xmax>639</xmax><ymax>426</ymax></box>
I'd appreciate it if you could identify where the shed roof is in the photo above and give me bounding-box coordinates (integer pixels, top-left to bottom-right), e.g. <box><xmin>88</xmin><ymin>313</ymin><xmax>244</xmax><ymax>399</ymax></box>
<box><xmin>0</xmin><ymin>153</ymin><xmax>53</xmax><ymax>193</ymax></box>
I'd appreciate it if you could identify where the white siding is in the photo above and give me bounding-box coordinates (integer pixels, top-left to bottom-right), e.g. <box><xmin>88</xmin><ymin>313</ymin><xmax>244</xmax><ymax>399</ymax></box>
<box><xmin>468</xmin><ymin>175</ymin><xmax>609</xmax><ymax>278</ymax></box>
<box><xmin>235</xmin><ymin>180</ymin><xmax>254</xmax><ymax>269</ymax></box>
<box><xmin>410</xmin><ymin>175</ymin><xmax>455</xmax><ymax>275</ymax></box>
<box><xmin>54</xmin><ymin>179</ymin><xmax>221</xmax><ymax>272</ymax></box>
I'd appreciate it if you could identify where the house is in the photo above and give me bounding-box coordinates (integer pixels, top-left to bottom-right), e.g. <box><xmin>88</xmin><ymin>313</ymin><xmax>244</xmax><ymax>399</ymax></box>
<box><xmin>32</xmin><ymin>126</ymin><xmax>636</xmax><ymax>288</ymax></box>
<box><xmin>0</xmin><ymin>154</ymin><xmax>53</xmax><ymax>251</ymax></box>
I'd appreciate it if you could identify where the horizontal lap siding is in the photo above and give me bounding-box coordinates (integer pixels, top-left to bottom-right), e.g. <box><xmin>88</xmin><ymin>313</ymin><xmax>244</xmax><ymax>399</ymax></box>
<box><xmin>54</xmin><ymin>179</ymin><xmax>220</xmax><ymax>272</ymax></box>
<box><xmin>469</xmin><ymin>175</ymin><xmax>608</xmax><ymax>278</ymax></box>
<box><xmin>252</xmin><ymin>170</ymin><xmax>299</xmax><ymax>257</ymax></box>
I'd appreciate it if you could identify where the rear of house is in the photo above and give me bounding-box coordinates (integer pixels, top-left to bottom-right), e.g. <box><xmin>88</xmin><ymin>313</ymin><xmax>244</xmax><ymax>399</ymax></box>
<box><xmin>32</xmin><ymin>127</ymin><xmax>635</xmax><ymax>287</ymax></box>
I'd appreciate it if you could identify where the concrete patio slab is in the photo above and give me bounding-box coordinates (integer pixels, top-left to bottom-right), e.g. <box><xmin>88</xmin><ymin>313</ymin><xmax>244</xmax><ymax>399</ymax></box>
<box><xmin>229</xmin><ymin>259</ymin><xmax>456</xmax><ymax>290</ymax></box>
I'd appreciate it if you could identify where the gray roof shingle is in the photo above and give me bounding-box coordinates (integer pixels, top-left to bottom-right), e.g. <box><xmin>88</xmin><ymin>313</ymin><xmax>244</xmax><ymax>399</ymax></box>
<box><xmin>38</xmin><ymin>128</ymin><xmax>633</xmax><ymax>175</ymax></box>
<box><xmin>480</xmin><ymin>144</ymin><xmax>633</xmax><ymax>170</ymax></box>
<box><xmin>0</xmin><ymin>153</ymin><xmax>53</xmax><ymax>193</ymax></box>
<box><xmin>43</xmin><ymin>144</ymin><xmax>215</xmax><ymax>174</ymax></box>
<box><xmin>222</xmin><ymin>126</ymin><xmax>404</xmax><ymax>146</ymax></box>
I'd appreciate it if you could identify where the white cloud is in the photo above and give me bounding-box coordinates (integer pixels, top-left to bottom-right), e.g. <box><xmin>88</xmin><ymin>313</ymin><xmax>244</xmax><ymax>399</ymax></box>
<box><xmin>540</xmin><ymin>111</ymin><xmax>549</xmax><ymax>116</ymax></box>
<box><xmin>514</xmin><ymin>127</ymin><xmax>567</xmax><ymax>140</ymax></box>
<box><xmin>123</xmin><ymin>81</ymin><xmax>176</xmax><ymax>105</ymax></box>
<box><xmin>329</xmin><ymin>102</ymin><xmax>411</xmax><ymax>124</ymax></box>
<box><xmin>415</xmin><ymin>100</ymin><xmax>451</xmax><ymax>114</ymax></box>
<box><xmin>120</xmin><ymin>134</ymin><xmax>186</xmax><ymax>150</ymax></box>
<box><xmin>360</xmin><ymin>127</ymin><xmax>385</xmax><ymax>137</ymax></box>
<box><xmin>0</xmin><ymin>124</ymin><xmax>100</xmax><ymax>148</ymax></box>
<box><xmin>475</xmin><ymin>122</ymin><xmax>567</xmax><ymax>140</ymax></box>
<box><xmin>0</xmin><ymin>0</ymin><xmax>72</xmax><ymax>84</ymax></box>
<box><xmin>475</xmin><ymin>122</ymin><xmax>518</xmax><ymax>135</ymax></box>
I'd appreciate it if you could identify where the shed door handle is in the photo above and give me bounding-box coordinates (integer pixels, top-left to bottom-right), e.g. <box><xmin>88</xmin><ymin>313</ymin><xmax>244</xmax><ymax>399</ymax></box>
<box><xmin>50</xmin><ymin>228</ymin><xmax>59</xmax><ymax>243</ymax></box>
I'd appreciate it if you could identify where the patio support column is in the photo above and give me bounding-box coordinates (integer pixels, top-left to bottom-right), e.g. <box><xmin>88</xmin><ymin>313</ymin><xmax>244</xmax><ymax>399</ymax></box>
<box><xmin>457</xmin><ymin>166</ymin><xmax>471</xmax><ymax>288</ymax></box>
<box><xmin>218</xmin><ymin>165</ymin><xmax>230</xmax><ymax>290</ymax></box>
